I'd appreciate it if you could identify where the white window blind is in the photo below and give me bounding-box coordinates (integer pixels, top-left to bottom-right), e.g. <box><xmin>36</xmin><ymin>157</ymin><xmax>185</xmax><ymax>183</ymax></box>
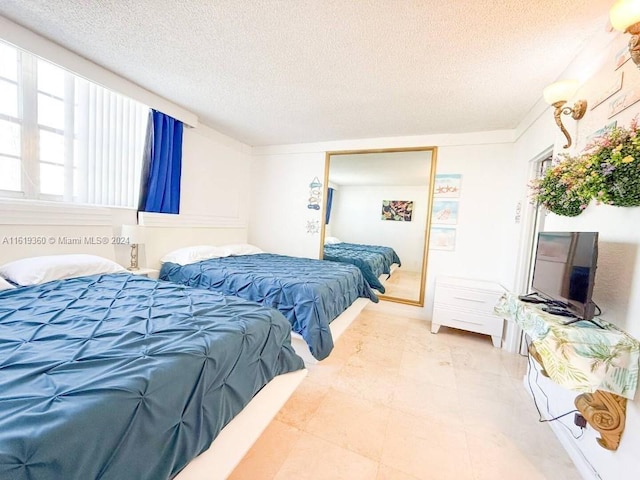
<box><xmin>0</xmin><ymin>40</ymin><xmax>148</xmax><ymax>208</ymax></box>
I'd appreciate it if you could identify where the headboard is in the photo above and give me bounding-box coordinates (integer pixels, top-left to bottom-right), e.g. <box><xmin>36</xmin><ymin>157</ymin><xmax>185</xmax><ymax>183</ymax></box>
<box><xmin>0</xmin><ymin>200</ymin><xmax>119</xmax><ymax>264</ymax></box>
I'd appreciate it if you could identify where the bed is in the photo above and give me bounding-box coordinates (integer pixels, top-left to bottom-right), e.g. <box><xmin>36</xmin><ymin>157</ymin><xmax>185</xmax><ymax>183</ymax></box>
<box><xmin>159</xmin><ymin>247</ymin><xmax>378</xmax><ymax>362</ymax></box>
<box><xmin>0</xmin><ymin>267</ymin><xmax>304</xmax><ymax>480</ymax></box>
<box><xmin>322</xmin><ymin>240</ymin><xmax>402</xmax><ymax>293</ymax></box>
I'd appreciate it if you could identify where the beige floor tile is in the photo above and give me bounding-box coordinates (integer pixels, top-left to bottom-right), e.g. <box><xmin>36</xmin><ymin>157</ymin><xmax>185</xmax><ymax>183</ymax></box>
<box><xmin>234</xmin><ymin>306</ymin><xmax>582</xmax><ymax>480</ymax></box>
<box><xmin>274</xmin><ymin>432</ymin><xmax>378</xmax><ymax>480</ymax></box>
<box><xmin>381</xmin><ymin>409</ymin><xmax>473</xmax><ymax>480</ymax></box>
<box><xmin>376</xmin><ymin>464</ymin><xmax>421</xmax><ymax>480</ymax></box>
<box><xmin>228</xmin><ymin>420</ymin><xmax>301</xmax><ymax>480</ymax></box>
<box><xmin>399</xmin><ymin>350</ymin><xmax>457</xmax><ymax>389</ymax></box>
<box><xmin>465</xmin><ymin>432</ymin><xmax>550</xmax><ymax>480</ymax></box>
<box><xmin>275</xmin><ymin>379</ymin><xmax>330</xmax><ymax>430</ymax></box>
<box><xmin>304</xmin><ymin>388</ymin><xmax>391</xmax><ymax>461</ymax></box>
<box><xmin>332</xmin><ymin>361</ymin><xmax>400</xmax><ymax>406</ymax></box>
<box><xmin>391</xmin><ymin>376</ymin><xmax>462</xmax><ymax>425</ymax></box>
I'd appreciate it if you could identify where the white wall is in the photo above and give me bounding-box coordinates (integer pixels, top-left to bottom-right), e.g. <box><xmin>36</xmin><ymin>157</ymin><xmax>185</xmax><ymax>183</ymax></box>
<box><xmin>513</xmin><ymin>29</ymin><xmax>640</xmax><ymax>480</ymax></box>
<box><xmin>250</xmin><ymin>131</ymin><xmax>520</xmax><ymax>317</ymax></box>
<box><xmin>331</xmin><ymin>185</ymin><xmax>428</xmax><ymax>271</ymax></box>
<box><xmin>426</xmin><ymin>143</ymin><xmax>520</xmax><ymax>314</ymax></box>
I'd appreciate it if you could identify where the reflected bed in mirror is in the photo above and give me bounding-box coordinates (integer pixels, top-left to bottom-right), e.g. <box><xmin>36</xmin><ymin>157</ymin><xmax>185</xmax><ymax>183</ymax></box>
<box><xmin>321</xmin><ymin>147</ymin><xmax>437</xmax><ymax>306</ymax></box>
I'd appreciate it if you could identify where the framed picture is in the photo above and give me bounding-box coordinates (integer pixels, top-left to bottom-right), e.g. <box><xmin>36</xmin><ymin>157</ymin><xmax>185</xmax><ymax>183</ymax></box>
<box><xmin>590</xmin><ymin>72</ymin><xmax>623</xmax><ymax>111</ymax></box>
<box><xmin>432</xmin><ymin>200</ymin><xmax>459</xmax><ymax>225</ymax></box>
<box><xmin>381</xmin><ymin>200</ymin><xmax>413</xmax><ymax>221</ymax></box>
<box><xmin>608</xmin><ymin>87</ymin><xmax>640</xmax><ymax>118</ymax></box>
<box><xmin>434</xmin><ymin>174</ymin><xmax>462</xmax><ymax>198</ymax></box>
<box><xmin>430</xmin><ymin>227</ymin><xmax>456</xmax><ymax>251</ymax></box>
<box><xmin>615</xmin><ymin>45</ymin><xmax>631</xmax><ymax>70</ymax></box>
<box><xmin>586</xmin><ymin>121</ymin><xmax>617</xmax><ymax>144</ymax></box>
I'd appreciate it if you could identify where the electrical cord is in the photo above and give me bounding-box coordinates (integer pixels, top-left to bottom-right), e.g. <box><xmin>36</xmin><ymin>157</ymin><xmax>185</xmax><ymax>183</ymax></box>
<box><xmin>593</xmin><ymin>303</ymin><xmax>602</xmax><ymax>316</ymax></box>
<box><xmin>525</xmin><ymin>345</ymin><xmax>585</xmax><ymax>440</ymax></box>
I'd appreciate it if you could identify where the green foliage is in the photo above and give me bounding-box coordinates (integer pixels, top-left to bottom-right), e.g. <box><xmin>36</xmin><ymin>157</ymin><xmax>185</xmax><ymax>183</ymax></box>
<box><xmin>530</xmin><ymin>119</ymin><xmax>640</xmax><ymax>216</ymax></box>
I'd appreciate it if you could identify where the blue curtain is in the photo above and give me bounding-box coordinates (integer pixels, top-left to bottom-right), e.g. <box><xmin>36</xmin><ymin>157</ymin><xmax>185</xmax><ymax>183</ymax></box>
<box><xmin>325</xmin><ymin>187</ymin><xmax>335</xmax><ymax>224</ymax></box>
<box><xmin>139</xmin><ymin>110</ymin><xmax>183</xmax><ymax>214</ymax></box>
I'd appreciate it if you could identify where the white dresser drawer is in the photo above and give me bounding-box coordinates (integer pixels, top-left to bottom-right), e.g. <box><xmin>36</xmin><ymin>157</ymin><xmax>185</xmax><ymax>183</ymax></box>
<box><xmin>432</xmin><ymin>307</ymin><xmax>504</xmax><ymax>337</ymax></box>
<box><xmin>431</xmin><ymin>276</ymin><xmax>506</xmax><ymax>347</ymax></box>
<box><xmin>434</xmin><ymin>286</ymin><xmax>502</xmax><ymax>315</ymax></box>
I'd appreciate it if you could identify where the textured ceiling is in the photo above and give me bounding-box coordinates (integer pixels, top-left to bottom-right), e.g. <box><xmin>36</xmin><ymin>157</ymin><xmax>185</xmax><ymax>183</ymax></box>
<box><xmin>0</xmin><ymin>1</ymin><xmax>612</xmax><ymax>146</ymax></box>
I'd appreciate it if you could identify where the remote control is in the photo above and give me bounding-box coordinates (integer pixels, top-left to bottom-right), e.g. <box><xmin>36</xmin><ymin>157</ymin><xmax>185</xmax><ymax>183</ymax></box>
<box><xmin>541</xmin><ymin>306</ymin><xmax>575</xmax><ymax>317</ymax></box>
<box><xmin>518</xmin><ymin>296</ymin><xmax>545</xmax><ymax>304</ymax></box>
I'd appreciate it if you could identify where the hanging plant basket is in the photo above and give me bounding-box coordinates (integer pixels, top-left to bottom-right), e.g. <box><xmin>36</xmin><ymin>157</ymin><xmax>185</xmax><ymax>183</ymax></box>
<box><xmin>601</xmin><ymin>158</ymin><xmax>640</xmax><ymax>207</ymax></box>
<box><xmin>530</xmin><ymin>119</ymin><xmax>640</xmax><ymax>216</ymax></box>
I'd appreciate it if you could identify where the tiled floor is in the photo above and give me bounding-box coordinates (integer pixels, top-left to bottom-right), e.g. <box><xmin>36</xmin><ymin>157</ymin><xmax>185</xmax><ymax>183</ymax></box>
<box><xmin>229</xmin><ymin>305</ymin><xmax>582</xmax><ymax>480</ymax></box>
<box><xmin>382</xmin><ymin>269</ymin><xmax>422</xmax><ymax>300</ymax></box>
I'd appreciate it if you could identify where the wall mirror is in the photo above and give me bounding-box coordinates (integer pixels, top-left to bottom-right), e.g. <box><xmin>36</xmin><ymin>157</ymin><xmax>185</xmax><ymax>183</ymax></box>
<box><xmin>320</xmin><ymin>147</ymin><xmax>437</xmax><ymax>306</ymax></box>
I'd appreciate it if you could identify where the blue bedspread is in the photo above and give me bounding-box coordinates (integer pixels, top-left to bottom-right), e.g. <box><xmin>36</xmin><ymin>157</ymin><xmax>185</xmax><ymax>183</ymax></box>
<box><xmin>323</xmin><ymin>243</ymin><xmax>401</xmax><ymax>293</ymax></box>
<box><xmin>160</xmin><ymin>254</ymin><xmax>378</xmax><ymax>360</ymax></box>
<box><xmin>0</xmin><ymin>274</ymin><xmax>303</xmax><ymax>480</ymax></box>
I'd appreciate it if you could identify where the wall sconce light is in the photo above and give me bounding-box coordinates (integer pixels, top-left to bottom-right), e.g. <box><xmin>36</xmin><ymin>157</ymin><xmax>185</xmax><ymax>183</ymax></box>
<box><xmin>543</xmin><ymin>80</ymin><xmax>587</xmax><ymax>149</ymax></box>
<box><xmin>121</xmin><ymin>224</ymin><xmax>146</xmax><ymax>271</ymax></box>
<box><xmin>610</xmin><ymin>0</ymin><xmax>640</xmax><ymax>68</ymax></box>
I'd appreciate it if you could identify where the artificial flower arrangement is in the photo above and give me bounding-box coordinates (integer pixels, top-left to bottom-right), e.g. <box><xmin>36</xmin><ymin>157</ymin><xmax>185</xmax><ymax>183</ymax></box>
<box><xmin>530</xmin><ymin>118</ymin><xmax>640</xmax><ymax>217</ymax></box>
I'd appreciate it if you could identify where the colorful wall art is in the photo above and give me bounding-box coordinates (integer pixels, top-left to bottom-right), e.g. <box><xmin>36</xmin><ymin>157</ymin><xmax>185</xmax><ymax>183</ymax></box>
<box><xmin>381</xmin><ymin>200</ymin><xmax>413</xmax><ymax>221</ymax></box>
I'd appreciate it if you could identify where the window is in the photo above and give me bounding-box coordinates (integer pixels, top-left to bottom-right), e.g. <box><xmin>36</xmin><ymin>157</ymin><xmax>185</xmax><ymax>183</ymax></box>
<box><xmin>0</xmin><ymin>40</ymin><xmax>148</xmax><ymax>208</ymax></box>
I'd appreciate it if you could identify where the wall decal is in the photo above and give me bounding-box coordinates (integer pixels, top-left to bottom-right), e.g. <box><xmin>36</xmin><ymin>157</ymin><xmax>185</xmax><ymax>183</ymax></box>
<box><xmin>306</xmin><ymin>219</ymin><xmax>320</xmax><ymax>234</ymax></box>
<box><xmin>307</xmin><ymin>177</ymin><xmax>322</xmax><ymax>210</ymax></box>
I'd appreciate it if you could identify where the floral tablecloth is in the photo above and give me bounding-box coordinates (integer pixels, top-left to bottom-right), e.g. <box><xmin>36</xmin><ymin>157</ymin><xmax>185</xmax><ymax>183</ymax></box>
<box><xmin>495</xmin><ymin>292</ymin><xmax>640</xmax><ymax>400</ymax></box>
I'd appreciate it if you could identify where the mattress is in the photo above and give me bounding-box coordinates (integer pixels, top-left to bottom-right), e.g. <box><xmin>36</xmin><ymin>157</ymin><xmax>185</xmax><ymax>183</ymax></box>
<box><xmin>0</xmin><ymin>273</ymin><xmax>304</xmax><ymax>480</ymax></box>
<box><xmin>160</xmin><ymin>253</ymin><xmax>378</xmax><ymax>361</ymax></box>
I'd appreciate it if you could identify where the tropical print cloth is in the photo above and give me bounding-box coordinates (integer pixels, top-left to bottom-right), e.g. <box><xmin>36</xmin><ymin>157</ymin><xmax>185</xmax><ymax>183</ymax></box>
<box><xmin>495</xmin><ymin>292</ymin><xmax>640</xmax><ymax>400</ymax></box>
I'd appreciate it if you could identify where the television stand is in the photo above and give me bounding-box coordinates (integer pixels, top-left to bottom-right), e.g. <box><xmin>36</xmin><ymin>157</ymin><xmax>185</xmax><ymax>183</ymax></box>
<box><xmin>495</xmin><ymin>292</ymin><xmax>639</xmax><ymax>451</ymax></box>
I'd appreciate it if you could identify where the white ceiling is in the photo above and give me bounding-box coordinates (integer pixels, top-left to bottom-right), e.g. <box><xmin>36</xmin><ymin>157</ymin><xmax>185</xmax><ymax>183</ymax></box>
<box><xmin>0</xmin><ymin>1</ymin><xmax>613</xmax><ymax>146</ymax></box>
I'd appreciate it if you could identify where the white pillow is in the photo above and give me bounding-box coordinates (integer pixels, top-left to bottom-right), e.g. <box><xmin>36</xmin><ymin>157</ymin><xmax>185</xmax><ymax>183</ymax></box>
<box><xmin>217</xmin><ymin>243</ymin><xmax>264</xmax><ymax>257</ymax></box>
<box><xmin>324</xmin><ymin>236</ymin><xmax>342</xmax><ymax>245</ymax></box>
<box><xmin>0</xmin><ymin>276</ymin><xmax>15</xmax><ymax>290</ymax></box>
<box><xmin>160</xmin><ymin>245</ymin><xmax>223</xmax><ymax>266</ymax></box>
<box><xmin>0</xmin><ymin>254</ymin><xmax>126</xmax><ymax>286</ymax></box>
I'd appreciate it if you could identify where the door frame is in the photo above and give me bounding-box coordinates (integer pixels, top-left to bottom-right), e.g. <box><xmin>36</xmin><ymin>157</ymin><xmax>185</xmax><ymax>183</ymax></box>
<box><xmin>502</xmin><ymin>147</ymin><xmax>553</xmax><ymax>353</ymax></box>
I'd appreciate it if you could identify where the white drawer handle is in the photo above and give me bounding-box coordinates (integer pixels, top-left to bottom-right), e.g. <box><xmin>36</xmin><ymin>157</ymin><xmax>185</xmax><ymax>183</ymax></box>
<box><xmin>453</xmin><ymin>296</ymin><xmax>486</xmax><ymax>303</ymax></box>
<box><xmin>451</xmin><ymin>318</ymin><xmax>484</xmax><ymax>326</ymax></box>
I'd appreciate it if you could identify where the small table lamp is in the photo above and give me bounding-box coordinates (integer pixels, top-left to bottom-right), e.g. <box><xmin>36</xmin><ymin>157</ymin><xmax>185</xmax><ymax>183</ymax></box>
<box><xmin>121</xmin><ymin>224</ymin><xmax>146</xmax><ymax>271</ymax></box>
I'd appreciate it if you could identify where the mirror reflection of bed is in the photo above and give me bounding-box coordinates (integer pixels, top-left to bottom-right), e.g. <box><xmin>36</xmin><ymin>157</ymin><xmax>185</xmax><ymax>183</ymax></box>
<box><xmin>321</xmin><ymin>148</ymin><xmax>436</xmax><ymax>306</ymax></box>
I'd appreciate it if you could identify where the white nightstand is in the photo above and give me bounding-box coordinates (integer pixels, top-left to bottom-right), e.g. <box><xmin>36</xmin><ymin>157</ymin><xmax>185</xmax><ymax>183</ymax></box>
<box><xmin>431</xmin><ymin>276</ymin><xmax>506</xmax><ymax>347</ymax></box>
<box><xmin>127</xmin><ymin>268</ymin><xmax>159</xmax><ymax>279</ymax></box>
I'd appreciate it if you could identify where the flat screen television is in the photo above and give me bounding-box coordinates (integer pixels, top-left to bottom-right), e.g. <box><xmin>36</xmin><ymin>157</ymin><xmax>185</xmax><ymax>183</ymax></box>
<box><xmin>531</xmin><ymin>231</ymin><xmax>598</xmax><ymax>320</ymax></box>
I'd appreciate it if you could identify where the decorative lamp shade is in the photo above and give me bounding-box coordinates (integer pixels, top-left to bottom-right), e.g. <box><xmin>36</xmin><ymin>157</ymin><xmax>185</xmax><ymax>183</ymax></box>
<box><xmin>543</xmin><ymin>80</ymin><xmax>580</xmax><ymax>105</ymax></box>
<box><xmin>610</xmin><ymin>0</ymin><xmax>640</xmax><ymax>32</ymax></box>
<box><xmin>121</xmin><ymin>224</ymin><xmax>146</xmax><ymax>245</ymax></box>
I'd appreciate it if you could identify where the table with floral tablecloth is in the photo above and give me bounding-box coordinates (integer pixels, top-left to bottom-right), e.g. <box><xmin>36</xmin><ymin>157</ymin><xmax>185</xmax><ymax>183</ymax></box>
<box><xmin>495</xmin><ymin>292</ymin><xmax>640</xmax><ymax>400</ymax></box>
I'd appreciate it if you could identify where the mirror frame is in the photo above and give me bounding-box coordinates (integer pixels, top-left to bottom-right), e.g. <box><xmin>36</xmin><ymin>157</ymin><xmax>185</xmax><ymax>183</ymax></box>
<box><xmin>320</xmin><ymin>146</ymin><xmax>438</xmax><ymax>307</ymax></box>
